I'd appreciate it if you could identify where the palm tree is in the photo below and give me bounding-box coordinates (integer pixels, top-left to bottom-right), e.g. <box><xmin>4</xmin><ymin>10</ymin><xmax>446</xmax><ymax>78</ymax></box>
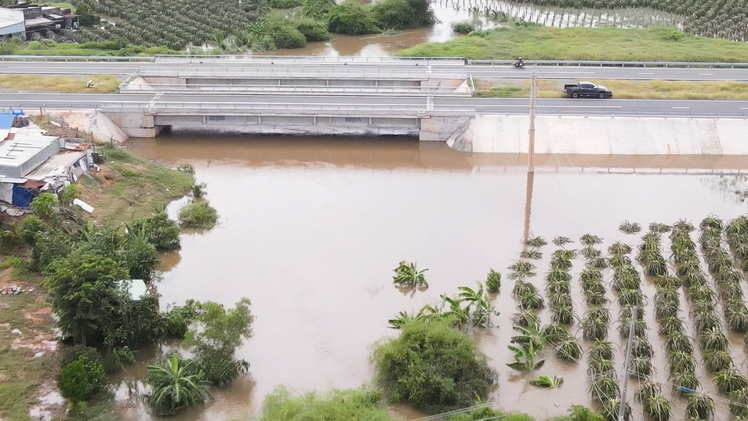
<box><xmin>146</xmin><ymin>354</ymin><xmax>212</xmax><ymax>415</ymax></box>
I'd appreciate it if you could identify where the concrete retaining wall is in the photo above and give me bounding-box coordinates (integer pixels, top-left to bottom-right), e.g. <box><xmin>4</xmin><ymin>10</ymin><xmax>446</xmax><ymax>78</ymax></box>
<box><xmin>419</xmin><ymin>116</ymin><xmax>471</xmax><ymax>141</ymax></box>
<box><xmin>449</xmin><ymin>116</ymin><xmax>748</xmax><ymax>155</ymax></box>
<box><xmin>105</xmin><ymin>112</ymin><xmax>163</xmax><ymax>138</ymax></box>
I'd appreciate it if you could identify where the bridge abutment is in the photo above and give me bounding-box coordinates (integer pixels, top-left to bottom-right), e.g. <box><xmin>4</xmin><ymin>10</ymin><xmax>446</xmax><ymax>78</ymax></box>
<box><xmin>105</xmin><ymin>112</ymin><xmax>166</xmax><ymax>138</ymax></box>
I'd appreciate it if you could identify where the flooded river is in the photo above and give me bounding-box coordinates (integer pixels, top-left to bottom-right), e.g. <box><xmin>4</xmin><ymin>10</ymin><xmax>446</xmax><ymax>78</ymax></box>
<box><xmin>260</xmin><ymin>0</ymin><xmax>681</xmax><ymax>57</ymax></box>
<box><xmin>116</xmin><ymin>133</ymin><xmax>748</xmax><ymax>421</ymax></box>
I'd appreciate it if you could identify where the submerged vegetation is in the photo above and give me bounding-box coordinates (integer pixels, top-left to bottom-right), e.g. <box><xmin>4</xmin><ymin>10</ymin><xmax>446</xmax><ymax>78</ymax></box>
<box><xmin>392</xmin><ymin>260</ymin><xmax>428</xmax><ymax>289</ymax></box>
<box><xmin>373</xmin><ymin>318</ymin><xmax>497</xmax><ymax>413</ymax></box>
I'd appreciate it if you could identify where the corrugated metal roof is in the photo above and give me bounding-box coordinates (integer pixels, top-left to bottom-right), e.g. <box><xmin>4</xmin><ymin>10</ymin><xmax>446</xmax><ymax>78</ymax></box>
<box><xmin>24</xmin><ymin>150</ymin><xmax>84</xmax><ymax>180</ymax></box>
<box><xmin>24</xmin><ymin>16</ymin><xmax>53</xmax><ymax>26</ymax></box>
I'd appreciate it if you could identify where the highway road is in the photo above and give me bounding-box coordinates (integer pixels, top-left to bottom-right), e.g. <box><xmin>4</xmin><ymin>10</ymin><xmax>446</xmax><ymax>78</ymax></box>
<box><xmin>3</xmin><ymin>61</ymin><xmax>748</xmax><ymax>81</ymax></box>
<box><xmin>3</xmin><ymin>93</ymin><xmax>748</xmax><ymax>118</ymax></box>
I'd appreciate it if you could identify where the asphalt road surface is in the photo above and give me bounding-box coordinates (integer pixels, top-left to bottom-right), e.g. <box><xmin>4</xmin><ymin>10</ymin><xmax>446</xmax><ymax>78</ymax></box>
<box><xmin>2</xmin><ymin>93</ymin><xmax>747</xmax><ymax>117</ymax></box>
<box><xmin>2</xmin><ymin>61</ymin><xmax>748</xmax><ymax>81</ymax></box>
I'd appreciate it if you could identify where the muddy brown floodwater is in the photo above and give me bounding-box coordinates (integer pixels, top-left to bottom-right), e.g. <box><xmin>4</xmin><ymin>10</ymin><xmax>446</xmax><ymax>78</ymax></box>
<box><xmin>117</xmin><ymin>133</ymin><xmax>748</xmax><ymax>421</ymax></box>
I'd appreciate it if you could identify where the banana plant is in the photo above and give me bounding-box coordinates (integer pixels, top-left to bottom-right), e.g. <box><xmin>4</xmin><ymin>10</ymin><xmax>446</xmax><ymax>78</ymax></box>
<box><xmin>529</xmin><ymin>375</ymin><xmax>563</xmax><ymax>388</ymax></box>
<box><xmin>507</xmin><ymin>341</ymin><xmax>545</xmax><ymax>371</ymax></box>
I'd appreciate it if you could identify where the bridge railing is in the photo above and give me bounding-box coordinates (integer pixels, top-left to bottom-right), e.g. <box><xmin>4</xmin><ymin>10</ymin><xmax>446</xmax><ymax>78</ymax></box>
<box><xmin>467</xmin><ymin>59</ymin><xmax>748</xmax><ymax>68</ymax></box>
<box><xmin>119</xmin><ymin>83</ymin><xmax>471</xmax><ymax>96</ymax></box>
<box><xmin>96</xmin><ymin>101</ymin><xmax>748</xmax><ymax>119</ymax></box>
<box><xmin>153</xmin><ymin>54</ymin><xmax>465</xmax><ymax>65</ymax></box>
<box><xmin>0</xmin><ymin>55</ymin><xmax>155</xmax><ymax>62</ymax></box>
<box><xmin>139</xmin><ymin>67</ymin><xmax>432</xmax><ymax>78</ymax></box>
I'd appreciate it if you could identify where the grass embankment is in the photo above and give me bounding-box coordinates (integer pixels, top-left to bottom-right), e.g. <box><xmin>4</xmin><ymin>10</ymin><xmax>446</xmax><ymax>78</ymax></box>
<box><xmin>475</xmin><ymin>79</ymin><xmax>748</xmax><ymax>99</ymax></box>
<box><xmin>0</xmin><ymin>261</ymin><xmax>57</xmax><ymax>421</ymax></box>
<box><xmin>0</xmin><ymin>74</ymin><xmax>121</xmax><ymax>94</ymax></box>
<box><xmin>77</xmin><ymin>146</ymin><xmax>194</xmax><ymax>225</ymax></box>
<box><xmin>400</xmin><ymin>26</ymin><xmax>748</xmax><ymax>62</ymax></box>
<box><xmin>0</xmin><ymin>142</ymin><xmax>191</xmax><ymax>420</ymax></box>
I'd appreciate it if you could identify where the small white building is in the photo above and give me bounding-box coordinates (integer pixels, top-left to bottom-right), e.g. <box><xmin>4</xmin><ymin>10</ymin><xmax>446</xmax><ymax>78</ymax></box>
<box><xmin>0</xmin><ymin>7</ymin><xmax>25</xmax><ymax>37</ymax></box>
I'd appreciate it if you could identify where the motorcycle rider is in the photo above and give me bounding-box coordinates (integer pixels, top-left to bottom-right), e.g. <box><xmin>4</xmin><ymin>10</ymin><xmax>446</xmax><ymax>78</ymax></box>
<box><xmin>514</xmin><ymin>57</ymin><xmax>525</xmax><ymax>67</ymax></box>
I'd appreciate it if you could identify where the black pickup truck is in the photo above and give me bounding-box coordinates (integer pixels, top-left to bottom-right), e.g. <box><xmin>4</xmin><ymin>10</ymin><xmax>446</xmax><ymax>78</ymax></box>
<box><xmin>562</xmin><ymin>81</ymin><xmax>613</xmax><ymax>99</ymax></box>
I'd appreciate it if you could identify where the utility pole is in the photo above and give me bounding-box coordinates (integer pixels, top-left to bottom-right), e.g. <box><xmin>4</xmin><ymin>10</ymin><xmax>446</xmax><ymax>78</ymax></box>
<box><xmin>528</xmin><ymin>66</ymin><xmax>537</xmax><ymax>174</ymax></box>
<box><xmin>618</xmin><ymin>307</ymin><xmax>636</xmax><ymax>421</ymax></box>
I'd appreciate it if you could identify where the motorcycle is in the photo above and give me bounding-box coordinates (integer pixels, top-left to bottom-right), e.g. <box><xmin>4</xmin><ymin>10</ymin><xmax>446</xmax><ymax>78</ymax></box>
<box><xmin>513</xmin><ymin>60</ymin><xmax>525</xmax><ymax>68</ymax></box>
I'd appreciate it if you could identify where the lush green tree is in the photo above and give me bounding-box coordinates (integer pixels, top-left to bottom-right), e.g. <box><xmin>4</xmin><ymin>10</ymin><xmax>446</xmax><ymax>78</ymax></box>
<box><xmin>294</xmin><ymin>17</ymin><xmax>332</xmax><ymax>41</ymax></box>
<box><xmin>105</xmin><ymin>289</ymin><xmax>163</xmax><ymax>349</ymax></box>
<box><xmin>117</xmin><ymin>234</ymin><xmax>159</xmax><ymax>280</ymax></box>
<box><xmin>32</xmin><ymin>229</ymin><xmax>74</xmax><ymax>271</ymax></box>
<box><xmin>327</xmin><ymin>0</ymin><xmax>380</xmax><ymax>35</ymax></box>
<box><xmin>75</xmin><ymin>2</ymin><xmax>101</xmax><ymax>27</ymax></box>
<box><xmin>372</xmin><ymin>319</ymin><xmax>497</xmax><ymax>413</ymax></box>
<box><xmin>146</xmin><ymin>354</ymin><xmax>211</xmax><ymax>416</ymax></box>
<box><xmin>260</xmin><ymin>387</ymin><xmax>399</xmax><ymax>421</ymax></box>
<box><xmin>185</xmin><ymin>298</ymin><xmax>254</xmax><ymax>387</ymax></box>
<box><xmin>160</xmin><ymin>300</ymin><xmax>201</xmax><ymax>338</ymax></box>
<box><xmin>178</xmin><ymin>202</ymin><xmax>218</xmax><ymax>229</ymax></box>
<box><xmin>56</xmin><ymin>356</ymin><xmax>107</xmax><ymax>409</ymax></box>
<box><xmin>30</xmin><ymin>193</ymin><xmax>58</xmax><ymax>220</ymax></box>
<box><xmin>302</xmin><ymin>0</ymin><xmax>336</xmax><ymax>19</ymax></box>
<box><xmin>44</xmin><ymin>252</ymin><xmax>129</xmax><ymax>347</ymax></box>
<box><xmin>372</xmin><ymin>0</ymin><xmax>434</xmax><ymax>30</ymax></box>
<box><xmin>272</xmin><ymin>25</ymin><xmax>307</xmax><ymax>49</ymax></box>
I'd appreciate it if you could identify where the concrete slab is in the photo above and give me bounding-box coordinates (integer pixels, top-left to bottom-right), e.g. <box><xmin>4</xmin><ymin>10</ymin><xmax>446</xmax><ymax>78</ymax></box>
<box><xmin>451</xmin><ymin>116</ymin><xmax>748</xmax><ymax>156</ymax></box>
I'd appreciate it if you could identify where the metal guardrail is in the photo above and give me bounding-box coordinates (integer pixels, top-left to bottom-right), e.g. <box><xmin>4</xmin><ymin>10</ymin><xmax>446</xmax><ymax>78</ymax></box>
<box><xmin>139</xmin><ymin>68</ymin><xmax>432</xmax><ymax>79</ymax></box>
<box><xmin>119</xmin><ymin>83</ymin><xmax>470</xmax><ymax>96</ymax></box>
<box><xmin>467</xmin><ymin>60</ymin><xmax>748</xmax><ymax>69</ymax></box>
<box><xmin>153</xmin><ymin>54</ymin><xmax>465</xmax><ymax>64</ymax></box>
<box><xmin>93</xmin><ymin>101</ymin><xmax>748</xmax><ymax>119</ymax></box>
<box><xmin>0</xmin><ymin>55</ymin><xmax>155</xmax><ymax>62</ymax></box>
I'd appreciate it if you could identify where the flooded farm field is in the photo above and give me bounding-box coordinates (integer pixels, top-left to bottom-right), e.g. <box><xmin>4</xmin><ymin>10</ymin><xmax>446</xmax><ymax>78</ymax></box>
<box><xmin>119</xmin><ymin>134</ymin><xmax>748</xmax><ymax>421</ymax></box>
<box><xmin>262</xmin><ymin>0</ymin><xmax>681</xmax><ymax>57</ymax></box>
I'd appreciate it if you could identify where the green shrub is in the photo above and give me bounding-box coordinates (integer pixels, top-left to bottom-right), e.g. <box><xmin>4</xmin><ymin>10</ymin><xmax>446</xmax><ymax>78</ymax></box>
<box><xmin>56</xmin><ymin>356</ymin><xmax>107</xmax><ymax>407</ymax></box>
<box><xmin>17</xmin><ymin>215</ymin><xmax>48</xmax><ymax>246</ymax></box>
<box><xmin>452</xmin><ymin>22</ymin><xmax>474</xmax><ymax>34</ymax></box>
<box><xmin>260</xmin><ymin>387</ymin><xmax>399</xmax><ymax>421</ymax></box>
<box><xmin>129</xmin><ymin>212</ymin><xmax>181</xmax><ymax>250</ymax></box>
<box><xmin>268</xmin><ymin>0</ymin><xmax>303</xmax><ymax>8</ymax></box>
<box><xmin>273</xmin><ymin>25</ymin><xmax>307</xmax><ymax>49</ymax></box>
<box><xmin>294</xmin><ymin>17</ymin><xmax>332</xmax><ymax>41</ymax></box>
<box><xmin>569</xmin><ymin>405</ymin><xmax>606</xmax><ymax>421</ymax></box>
<box><xmin>178</xmin><ymin>202</ymin><xmax>218</xmax><ymax>229</ymax></box>
<box><xmin>372</xmin><ymin>0</ymin><xmax>434</xmax><ymax>30</ymax></box>
<box><xmin>30</xmin><ymin>193</ymin><xmax>58</xmax><ymax>220</ymax></box>
<box><xmin>372</xmin><ymin>319</ymin><xmax>497</xmax><ymax>413</ymax></box>
<box><xmin>449</xmin><ymin>407</ymin><xmax>502</xmax><ymax>421</ymax></box>
<box><xmin>327</xmin><ymin>0</ymin><xmax>380</xmax><ymax>35</ymax></box>
<box><xmin>302</xmin><ymin>0</ymin><xmax>336</xmax><ymax>19</ymax></box>
<box><xmin>0</xmin><ymin>41</ymin><xmax>18</xmax><ymax>55</ymax></box>
<box><xmin>61</xmin><ymin>346</ymin><xmax>102</xmax><ymax>367</ymax></box>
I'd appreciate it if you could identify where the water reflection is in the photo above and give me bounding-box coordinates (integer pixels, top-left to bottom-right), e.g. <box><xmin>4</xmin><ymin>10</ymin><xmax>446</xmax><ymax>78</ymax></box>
<box><xmin>120</xmin><ymin>134</ymin><xmax>748</xmax><ymax>421</ymax></box>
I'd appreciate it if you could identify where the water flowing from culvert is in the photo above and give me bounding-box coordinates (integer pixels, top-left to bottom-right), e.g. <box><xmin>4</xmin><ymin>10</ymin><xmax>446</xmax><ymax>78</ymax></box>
<box><xmin>116</xmin><ymin>133</ymin><xmax>748</xmax><ymax>421</ymax></box>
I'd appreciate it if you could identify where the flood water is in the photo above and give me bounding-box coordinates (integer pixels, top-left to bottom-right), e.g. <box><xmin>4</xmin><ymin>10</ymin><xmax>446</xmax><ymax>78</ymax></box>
<box><xmin>117</xmin><ymin>134</ymin><xmax>748</xmax><ymax>421</ymax></box>
<box><xmin>261</xmin><ymin>0</ymin><xmax>681</xmax><ymax>57</ymax></box>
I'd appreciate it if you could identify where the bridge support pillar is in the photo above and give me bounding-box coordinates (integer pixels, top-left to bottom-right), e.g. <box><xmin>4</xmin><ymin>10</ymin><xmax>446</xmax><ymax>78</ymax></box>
<box><xmin>104</xmin><ymin>112</ymin><xmax>165</xmax><ymax>138</ymax></box>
